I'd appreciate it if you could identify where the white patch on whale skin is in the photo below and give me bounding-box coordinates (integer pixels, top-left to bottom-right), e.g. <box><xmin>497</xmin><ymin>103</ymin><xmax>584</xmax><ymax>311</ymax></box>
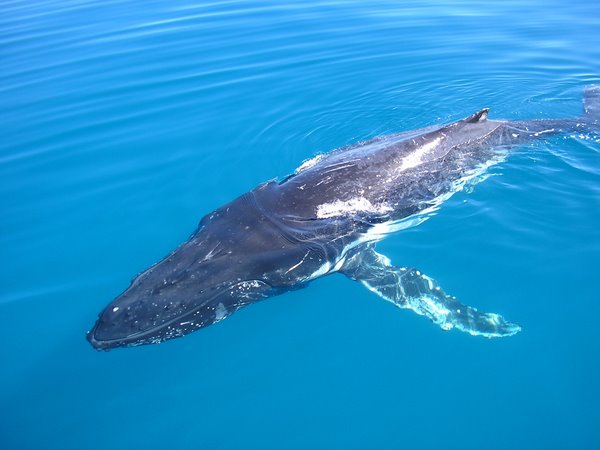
<box><xmin>399</xmin><ymin>137</ymin><xmax>442</xmax><ymax>171</ymax></box>
<box><xmin>332</xmin><ymin>256</ymin><xmax>347</xmax><ymax>272</ymax></box>
<box><xmin>313</xmin><ymin>146</ymin><xmax>508</xmax><ymax>277</ymax></box>
<box><xmin>214</xmin><ymin>303</ymin><xmax>228</xmax><ymax>322</ymax></box>
<box><xmin>417</xmin><ymin>295</ymin><xmax>451</xmax><ymax>320</ymax></box>
<box><xmin>533</xmin><ymin>128</ymin><xmax>555</xmax><ymax>137</ymax></box>
<box><xmin>285</xmin><ymin>251</ymin><xmax>310</xmax><ymax>274</ymax></box>
<box><xmin>295</xmin><ymin>154</ymin><xmax>325</xmax><ymax>174</ymax></box>
<box><xmin>307</xmin><ymin>261</ymin><xmax>332</xmax><ymax>280</ymax></box>
<box><xmin>363</xmin><ymin>215</ymin><xmax>431</xmax><ymax>243</ymax></box>
<box><xmin>316</xmin><ymin>197</ymin><xmax>392</xmax><ymax>219</ymax></box>
<box><xmin>359</xmin><ymin>150</ymin><xmax>508</xmax><ymax>245</ymax></box>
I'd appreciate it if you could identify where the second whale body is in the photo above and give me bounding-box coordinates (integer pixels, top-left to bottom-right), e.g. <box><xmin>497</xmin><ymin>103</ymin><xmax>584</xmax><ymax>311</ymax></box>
<box><xmin>87</xmin><ymin>85</ymin><xmax>600</xmax><ymax>350</ymax></box>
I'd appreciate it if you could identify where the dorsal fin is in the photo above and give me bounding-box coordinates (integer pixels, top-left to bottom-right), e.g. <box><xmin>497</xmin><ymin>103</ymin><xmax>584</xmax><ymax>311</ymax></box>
<box><xmin>463</xmin><ymin>108</ymin><xmax>490</xmax><ymax>123</ymax></box>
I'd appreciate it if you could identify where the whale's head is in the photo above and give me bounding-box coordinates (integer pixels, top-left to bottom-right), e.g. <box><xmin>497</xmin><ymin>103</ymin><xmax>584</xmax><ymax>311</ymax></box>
<box><xmin>86</xmin><ymin>228</ymin><xmax>275</xmax><ymax>351</ymax></box>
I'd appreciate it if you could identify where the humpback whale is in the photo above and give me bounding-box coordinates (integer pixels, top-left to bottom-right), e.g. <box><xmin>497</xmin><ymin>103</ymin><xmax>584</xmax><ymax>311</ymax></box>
<box><xmin>87</xmin><ymin>85</ymin><xmax>600</xmax><ymax>350</ymax></box>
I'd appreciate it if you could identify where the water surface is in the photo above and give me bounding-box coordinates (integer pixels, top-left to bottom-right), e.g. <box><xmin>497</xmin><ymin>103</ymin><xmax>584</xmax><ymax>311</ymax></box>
<box><xmin>1</xmin><ymin>1</ymin><xmax>600</xmax><ymax>449</ymax></box>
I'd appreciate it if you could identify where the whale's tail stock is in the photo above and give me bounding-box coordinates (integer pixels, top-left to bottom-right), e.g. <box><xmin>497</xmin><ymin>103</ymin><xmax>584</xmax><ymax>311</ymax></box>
<box><xmin>583</xmin><ymin>84</ymin><xmax>600</xmax><ymax>129</ymax></box>
<box><xmin>507</xmin><ymin>85</ymin><xmax>600</xmax><ymax>136</ymax></box>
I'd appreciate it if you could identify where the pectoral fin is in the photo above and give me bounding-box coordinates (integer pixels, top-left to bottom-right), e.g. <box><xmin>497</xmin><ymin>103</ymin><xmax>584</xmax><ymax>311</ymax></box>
<box><xmin>340</xmin><ymin>246</ymin><xmax>521</xmax><ymax>338</ymax></box>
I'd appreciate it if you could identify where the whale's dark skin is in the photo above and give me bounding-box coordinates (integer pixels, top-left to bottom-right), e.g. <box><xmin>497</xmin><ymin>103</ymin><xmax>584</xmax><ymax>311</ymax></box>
<box><xmin>87</xmin><ymin>86</ymin><xmax>600</xmax><ymax>350</ymax></box>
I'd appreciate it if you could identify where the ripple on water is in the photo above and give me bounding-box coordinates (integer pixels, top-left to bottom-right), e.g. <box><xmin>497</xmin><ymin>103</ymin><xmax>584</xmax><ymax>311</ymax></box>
<box><xmin>1</xmin><ymin>2</ymin><xmax>600</xmax><ymax>448</ymax></box>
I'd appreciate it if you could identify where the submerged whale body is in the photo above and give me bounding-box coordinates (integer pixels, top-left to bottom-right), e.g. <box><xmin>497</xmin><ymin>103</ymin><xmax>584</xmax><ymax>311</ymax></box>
<box><xmin>87</xmin><ymin>85</ymin><xmax>600</xmax><ymax>350</ymax></box>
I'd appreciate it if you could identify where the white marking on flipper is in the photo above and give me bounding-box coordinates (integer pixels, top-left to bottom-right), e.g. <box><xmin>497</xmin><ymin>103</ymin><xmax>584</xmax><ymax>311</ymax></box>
<box><xmin>343</xmin><ymin>247</ymin><xmax>521</xmax><ymax>339</ymax></box>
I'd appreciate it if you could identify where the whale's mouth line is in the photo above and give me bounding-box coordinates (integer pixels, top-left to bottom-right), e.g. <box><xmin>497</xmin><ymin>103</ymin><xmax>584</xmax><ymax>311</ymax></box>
<box><xmin>88</xmin><ymin>287</ymin><xmax>228</xmax><ymax>348</ymax></box>
<box><xmin>88</xmin><ymin>279</ymin><xmax>274</xmax><ymax>349</ymax></box>
<box><xmin>89</xmin><ymin>307</ymin><xmax>197</xmax><ymax>348</ymax></box>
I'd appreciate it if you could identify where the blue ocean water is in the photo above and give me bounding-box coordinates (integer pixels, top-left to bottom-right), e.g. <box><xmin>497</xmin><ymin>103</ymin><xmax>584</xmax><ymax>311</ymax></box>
<box><xmin>2</xmin><ymin>0</ymin><xmax>600</xmax><ymax>448</ymax></box>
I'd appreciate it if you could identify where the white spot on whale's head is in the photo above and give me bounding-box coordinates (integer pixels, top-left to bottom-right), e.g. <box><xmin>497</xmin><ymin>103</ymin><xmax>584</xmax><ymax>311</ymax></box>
<box><xmin>315</xmin><ymin>197</ymin><xmax>392</xmax><ymax>219</ymax></box>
